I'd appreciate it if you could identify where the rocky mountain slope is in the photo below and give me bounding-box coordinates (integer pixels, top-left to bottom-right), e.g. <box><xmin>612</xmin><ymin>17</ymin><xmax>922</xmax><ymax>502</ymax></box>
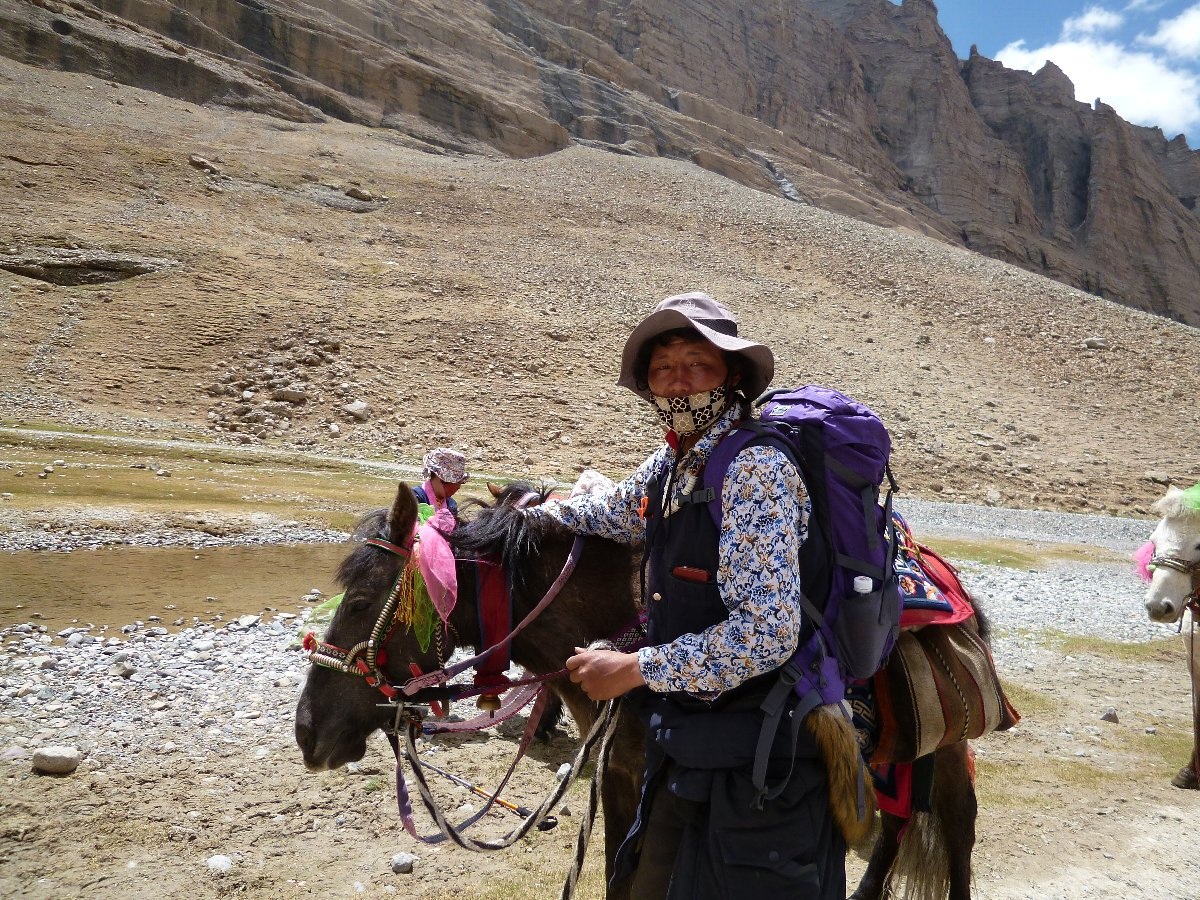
<box><xmin>1</xmin><ymin>54</ymin><xmax>1197</xmax><ymax>517</ymax></box>
<box><xmin>1</xmin><ymin>0</ymin><xmax>1198</xmax><ymax>325</ymax></box>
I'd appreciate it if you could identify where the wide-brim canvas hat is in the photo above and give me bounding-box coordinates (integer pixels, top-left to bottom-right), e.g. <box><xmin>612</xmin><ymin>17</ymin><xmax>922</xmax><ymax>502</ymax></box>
<box><xmin>617</xmin><ymin>291</ymin><xmax>775</xmax><ymax>401</ymax></box>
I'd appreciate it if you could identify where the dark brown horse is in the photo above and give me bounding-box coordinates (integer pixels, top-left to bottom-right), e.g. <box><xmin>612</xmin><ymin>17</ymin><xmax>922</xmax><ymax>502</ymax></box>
<box><xmin>295</xmin><ymin>481</ymin><xmax>646</xmax><ymax>893</ymax></box>
<box><xmin>295</xmin><ymin>482</ymin><xmax>985</xmax><ymax>899</ymax></box>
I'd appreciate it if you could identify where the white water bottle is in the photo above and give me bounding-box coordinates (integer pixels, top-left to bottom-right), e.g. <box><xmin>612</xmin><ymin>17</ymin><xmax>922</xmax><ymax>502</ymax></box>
<box><xmin>852</xmin><ymin>575</ymin><xmax>873</xmax><ymax>594</ymax></box>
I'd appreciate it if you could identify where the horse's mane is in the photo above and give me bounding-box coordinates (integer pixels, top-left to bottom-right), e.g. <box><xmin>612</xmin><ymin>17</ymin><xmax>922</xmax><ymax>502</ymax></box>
<box><xmin>335</xmin><ymin>508</ymin><xmax>391</xmax><ymax>589</ymax></box>
<box><xmin>1151</xmin><ymin>484</ymin><xmax>1200</xmax><ymax>522</ymax></box>
<box><xmin>452</xmin><ymin>481</ymin><xmax>559</xmax><ymax>597</ymax></box>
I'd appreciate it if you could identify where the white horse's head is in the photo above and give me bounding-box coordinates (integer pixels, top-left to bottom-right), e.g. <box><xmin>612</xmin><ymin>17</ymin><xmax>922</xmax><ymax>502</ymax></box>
<box><xmin>1141</xmin><ymin>484</ymin><xmax>1200</xmax><ymax>624</ymax></box>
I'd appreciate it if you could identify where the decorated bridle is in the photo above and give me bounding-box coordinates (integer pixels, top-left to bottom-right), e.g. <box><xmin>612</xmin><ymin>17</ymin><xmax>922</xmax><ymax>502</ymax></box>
<box><xmin>299</xmin><ymin>494</ymin><xmax>645</xmax><ymax>897</ymax></box>
<box><xmin>1146</xmin><ymin>550</ymin><xmax>1200</xmax><ymax>611</ymax></box>
<box><xmin>303</xmin><ymin>513</ymin><xmax>592</xmax><ymax>709</ymax></box>
<box><xmin>302</xmin><ymin>535</ymin><xmax>418</xmax><ymax>701</ymax></box>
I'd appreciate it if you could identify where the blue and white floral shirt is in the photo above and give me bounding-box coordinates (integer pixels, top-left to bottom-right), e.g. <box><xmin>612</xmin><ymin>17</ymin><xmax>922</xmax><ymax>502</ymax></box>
<box><xmin>536</xmin><ymin>404</ymin><xmax>809</xmax><ymax>697</ymax></box>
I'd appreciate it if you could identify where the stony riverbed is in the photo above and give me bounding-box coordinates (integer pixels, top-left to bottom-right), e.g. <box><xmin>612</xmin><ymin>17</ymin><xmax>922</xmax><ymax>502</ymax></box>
<box><xmin>1</xmin><ymin>502</ymin><xmax>1196</xmax><ymax>899</ymax></box>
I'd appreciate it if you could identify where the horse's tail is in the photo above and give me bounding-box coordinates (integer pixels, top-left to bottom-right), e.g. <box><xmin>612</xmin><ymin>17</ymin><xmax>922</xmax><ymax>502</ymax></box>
<box><xmin>806</xmin><ymin>704</ymin><xmax>876</xmax><ymax>847</ymax></box>
<box><xmin>887</xmin><ymin>810</ymin><xmax>952</xmax><ymax>900</ymax></box>
<box><xmin>884</xmin><ymin>741</ymin><xmax>976</xmax><ymax>900</ymax></box>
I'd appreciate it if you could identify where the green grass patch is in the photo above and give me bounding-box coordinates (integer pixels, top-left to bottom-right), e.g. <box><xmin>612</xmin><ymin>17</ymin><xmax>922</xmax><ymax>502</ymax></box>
<box><xmin>0</xmin><ymin>425</ymin><xmax>502</xmax><ymax>534</ymax></box>
<box><xmin>1126</xmin><ymin>727</ymin><xmax>1195</xmax><ymax>778</ymax></box>
<box><xmin>416</xmin><ymin>865</ymin><xmax>608</xmax><ymax>900</ymax></box>
<box><xmin>975</xmin><ymin>756</ymin><xmax>1120</xmax><ymax>808</ymax></box>
<box><xmin>1</xmin><ymin>426</ymin><xmax>355</xmax><ymax>470</ymax></box>
<box><xmin>996</xmin><ymin>679</ymin><xmax>1055</xmax><ymax>718</ymax></box>
<box><xmin>1053</xmin><ymin>634</ymin><xmax>1182</xmax><ymax>664</ymax></box>
<box><xmin>925</xmin><ymin>536</ymin><xmax>1041</xmax><ymax>569</ymax></box>
<box><xmin>924</xmin><ymin>535</ymin><xmax>1127</xmax><ymax>570</ymax></box>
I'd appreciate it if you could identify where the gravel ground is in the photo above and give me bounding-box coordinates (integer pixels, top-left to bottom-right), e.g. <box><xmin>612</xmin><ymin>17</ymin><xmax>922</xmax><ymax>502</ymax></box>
<box><xmin>895</xmin><ymin>499</ymin><xmax>1174</xmax><ymax>656</ymax></box>
<box><xmin>897</xmin><ymin>498</ymin><xmax>1152</xmax><ymax>552</ymax></box>
<box><xmin>0</xmin><ymin>501</ymin><xmax>1170</xmax><ymax>757</ymax></box>
<box><xmin>0</xmin><ymin>500</ymin><xmax>1190</xmax><ymax>900</ymax></box>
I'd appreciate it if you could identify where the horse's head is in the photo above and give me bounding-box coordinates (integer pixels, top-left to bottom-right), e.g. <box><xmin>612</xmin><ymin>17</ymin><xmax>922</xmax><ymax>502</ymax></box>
<box><xmin>294</xmin><ymin>482</ymin><xmax>432</xmax><ymax>771</ymax></box>
<box><xmin>1142</xmin><ymin>484</ymin><xmax>1200</xmax><ymax>624</ymax></box>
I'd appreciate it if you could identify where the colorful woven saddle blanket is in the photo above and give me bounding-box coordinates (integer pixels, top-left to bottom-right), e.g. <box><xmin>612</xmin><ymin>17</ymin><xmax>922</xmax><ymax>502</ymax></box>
<box><xmin>891</xmin><ymin>511</ymin><xmax>974</xmax><ymax>628</ymax></box>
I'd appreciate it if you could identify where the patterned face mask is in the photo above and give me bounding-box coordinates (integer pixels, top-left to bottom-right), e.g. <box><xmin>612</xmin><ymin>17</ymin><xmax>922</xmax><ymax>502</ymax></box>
<box><xmin>651</xmin><ymin>385</ymin><xmax>729</xmax><ymax>436</ymax></box>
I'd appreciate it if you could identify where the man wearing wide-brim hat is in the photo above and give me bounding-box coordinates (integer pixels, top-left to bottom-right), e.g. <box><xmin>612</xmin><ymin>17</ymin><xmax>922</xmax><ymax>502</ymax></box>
<box><xmin>531</xmin><ymin>292</ymin><xmax>844</xmax><ymax>899</ymax></box>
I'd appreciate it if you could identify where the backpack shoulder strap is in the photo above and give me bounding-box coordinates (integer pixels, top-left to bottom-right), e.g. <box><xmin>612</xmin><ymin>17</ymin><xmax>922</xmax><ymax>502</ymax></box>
<box><xmin>698</xmin><ymin>420</ymin><xmax>798</xmax><ymax>527</ymax></box>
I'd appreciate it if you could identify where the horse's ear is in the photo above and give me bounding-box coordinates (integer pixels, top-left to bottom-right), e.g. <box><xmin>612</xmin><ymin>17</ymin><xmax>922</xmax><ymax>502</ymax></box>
<box><xmin>488</xmin><ymin>482</ymin><xmax>505</xmax><ymax>499</ymax></box>
<box><xmin>388</xmin><ymin>482</ymin><xmax>419</xmax><ymax>544</ymax></box>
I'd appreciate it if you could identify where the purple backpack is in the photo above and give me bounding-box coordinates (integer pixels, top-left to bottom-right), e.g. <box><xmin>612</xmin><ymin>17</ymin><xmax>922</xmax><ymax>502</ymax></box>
<box><xmin>702</xmin><ymin>385</ymin><xmax>901</xmax><ymax>804</ymax></box>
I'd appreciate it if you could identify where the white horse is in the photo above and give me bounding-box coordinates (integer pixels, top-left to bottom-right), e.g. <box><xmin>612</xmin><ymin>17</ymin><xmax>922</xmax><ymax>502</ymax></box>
<box><xmin>1137</xmin><ymin>482</ymin><xmax>1200</xmax><ymax>789</ymax></box>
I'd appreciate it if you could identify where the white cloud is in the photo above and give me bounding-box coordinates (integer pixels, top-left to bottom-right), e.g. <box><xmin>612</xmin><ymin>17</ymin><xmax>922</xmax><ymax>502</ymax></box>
<box><xmin>1063</xmin><ymin>6</ymin><xmax>1124</xmax><ymax>37</ymax></box>
<box><xmin>996</xmin><ymin>38</ymin><xmax>1200</xmax><ymax>137</ymax></box>
<box><xmin>1139</xmin><ymin>3</ymin><xmax>1200</xmax><ymax>58</ymax></box>
<box><xmin>1124</xmin><ymin>0</ymin><xmax>1170</xmax><ymax>12</ymax></box>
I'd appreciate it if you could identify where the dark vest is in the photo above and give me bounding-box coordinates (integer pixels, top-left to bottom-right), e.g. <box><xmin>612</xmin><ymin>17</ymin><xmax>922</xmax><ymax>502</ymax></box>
<box><xmin>611</xmin><ymin>457</ymin><xmax>836</xmax><ymax>895</ymax></box>
<box><xmin>639</xmin><ymin>461</ymin><xmax>789</xmax><ymax>754</ymax></box>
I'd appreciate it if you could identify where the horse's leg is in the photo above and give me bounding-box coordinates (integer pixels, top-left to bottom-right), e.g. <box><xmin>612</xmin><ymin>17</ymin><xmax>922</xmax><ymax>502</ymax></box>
<box><xmin>848</xmin><ymin>812</ymin><xmax>903</xmax><ymax>900</ymax></box>
<box><xmin>535</xmin><ymin>693</ymin><xmax>565</xmax><ymax>742</ymax></box>
<box><xmin>934</xmin><ymin>741</ymin><xmax>977</xmax><ymax>900</ymax></box>
<box><xmin>600</xmin><ymin>712</ymin><xmax>644</xmax><ymax>900</ymax></box>
<box><xmin>855</xmin><ymin>746</ymin><xmax>975</xmax><ymax>900</ymax></box>
<box><xmin>1174</xmin><ymin>625</ymin><xmax>1200</xmax><ymax>789</ymax></box>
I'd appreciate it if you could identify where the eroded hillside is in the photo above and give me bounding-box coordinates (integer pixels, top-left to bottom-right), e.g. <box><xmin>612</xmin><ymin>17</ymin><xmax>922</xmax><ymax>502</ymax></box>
<box><xmin>1</xmin><ymin>57</ymin><xmax>1197</xmax><ymax>516</ymax></box>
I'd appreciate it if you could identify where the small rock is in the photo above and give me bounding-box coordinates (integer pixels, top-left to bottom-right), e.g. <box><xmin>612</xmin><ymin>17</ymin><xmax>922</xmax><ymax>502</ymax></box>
<box><xmin>188</xmin><ymin>155</ymin><xmax>220</xmax><ymax>175</ymax></box>
<box><xmin>1100</xmin><ymin>708</ymin><xmax>1119</xmax><ymax>724</ymax></box>
<box><xmin>272</xmin><ymin>386</ymin><xmax>308</xmax><ymax>404</ymax></box>
<box><xmin>109</xmin><ymin>661</ymin><xmax>136</xmax><ymax>678</ymax></box>
<box><xmin>205</xmin><ymin>854</ymin><xmax>234</xmax><ymax>874</ymax></box>
<box><xmin>390</xmin><ymin>852</ymin><xmax>417</xmax><ymax>874</ymax></box>
<box><xmin>556</xmin><ymin>763</ymin><xmax>573</xmax><ymax>781</ymax></box>
<box><xmin>1082</xmin><ymin>336</ymin><xmax>1110</xmax><ymax>350</ymax></box>
<box><xmin>32</xmin><ymin>745</ymin><xmax>82</xmax><ymax>775</ymax></box>
<box><xmin>343</xmin><ymin>399</ymin><xmax>370</xmax><ymax>421</ymax></box>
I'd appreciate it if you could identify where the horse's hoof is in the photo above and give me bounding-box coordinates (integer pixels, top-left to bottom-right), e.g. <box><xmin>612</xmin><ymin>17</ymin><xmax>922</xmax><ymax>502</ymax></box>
<box><xmin>1171</xmin><ymin>764</ymin><xmax>1198</xmax><ymax>790</ymax></box>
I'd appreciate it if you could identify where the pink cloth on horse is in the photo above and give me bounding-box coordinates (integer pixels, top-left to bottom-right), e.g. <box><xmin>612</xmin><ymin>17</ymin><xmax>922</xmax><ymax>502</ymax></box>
<box><xmin>417</xmin><ymin>480</ymin><xmax>459</xmax><ymax>623</ymax></box>
<box><xmin>1132</xmin><ymin>540</ymin><xmax>1155</xmax><ymax>583</ymax></box>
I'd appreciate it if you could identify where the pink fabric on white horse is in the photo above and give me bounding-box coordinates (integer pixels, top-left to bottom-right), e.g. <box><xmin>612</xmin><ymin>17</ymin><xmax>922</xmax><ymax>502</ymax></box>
<box><xmin>1132</xmin><ymin>540</ymin><xmax>1155</xmax><ymax>583</ymax></box>
<box><xmin>1143</xmin><ymin>483</ymin><xmax>1200</xmax><ymax>624</ymax></box>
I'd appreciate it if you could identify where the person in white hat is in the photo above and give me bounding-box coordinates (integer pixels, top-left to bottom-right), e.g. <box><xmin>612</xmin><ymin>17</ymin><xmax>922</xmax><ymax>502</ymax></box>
<box><xmin>531</xmin><ymin>292</ymin><xmax>843</xmax><ymax>899</ymax></box>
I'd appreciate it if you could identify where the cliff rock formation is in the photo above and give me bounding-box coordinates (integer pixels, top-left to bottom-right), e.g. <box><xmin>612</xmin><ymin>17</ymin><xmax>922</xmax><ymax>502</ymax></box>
<box><xmin>2</xmin><ymin>0</ymin><xmax>1197</xmax><ymax>324</ymax></box>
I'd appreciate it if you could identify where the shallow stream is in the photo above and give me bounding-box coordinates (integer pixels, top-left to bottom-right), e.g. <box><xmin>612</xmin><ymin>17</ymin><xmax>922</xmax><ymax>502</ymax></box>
<box><xmin>0</xmin><ymin>542</ymin><xmax>349</xmax><ymax>634</ymax></box>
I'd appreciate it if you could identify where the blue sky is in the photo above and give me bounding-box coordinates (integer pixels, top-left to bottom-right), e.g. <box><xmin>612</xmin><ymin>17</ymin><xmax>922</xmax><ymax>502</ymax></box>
<box><xmin>919</xmin><ymin>1</ymin><xmax>1200</xmax><ymax>144</ymax></box>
